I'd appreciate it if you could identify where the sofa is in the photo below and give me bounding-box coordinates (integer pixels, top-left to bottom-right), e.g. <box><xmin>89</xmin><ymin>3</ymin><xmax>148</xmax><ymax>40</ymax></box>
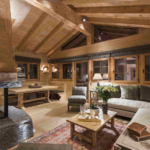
<box><xmin>68</xmin><ymin>87</ymin><xmax>87</xmax><ymax>111</ymax></box>
<box><xmin>98</xmin><ymin>85</ymin><xmax>150</xmax><ymax>118</ymax></box>
<box><xmin>113</xmin><ymin>108</ymin><xmax>150</xmax><ymax>150</ymax></box>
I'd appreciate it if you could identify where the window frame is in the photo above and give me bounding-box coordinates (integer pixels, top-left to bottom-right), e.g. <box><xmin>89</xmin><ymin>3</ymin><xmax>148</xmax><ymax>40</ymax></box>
<box><xmin>91</xmin><ymin>58</ymin><xmax>110</xmax><ymax>82</ymax></box>
<box><xmin>50</xmin><ymin>62</ymin><xmax>74</xmax><ymax>81</ymax></box>
<box><xmin>16</xmin><ymin>61</ymin><xmax>40</xmax><ymax>81</ymax></box>
<box><xmin>142</xmin><ymin>53</ymin><xmax>150</xmax><ymax>84</ymax></box>
<box><xmin>62</xmin><ymin>62</ymin><xmax>73</xmax><ymax>81</ymax></box>
<box><xmin>111</xmin><ymin>55</ymin><xmax>139</xmax><ymax>84</ymax></box>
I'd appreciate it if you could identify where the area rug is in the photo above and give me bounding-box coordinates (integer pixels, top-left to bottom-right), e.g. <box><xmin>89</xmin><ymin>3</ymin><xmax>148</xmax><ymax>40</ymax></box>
<box><xmin>29</xmin><ymin>118</ymin><xmax>129</xmax><ymax>150</ymax></box>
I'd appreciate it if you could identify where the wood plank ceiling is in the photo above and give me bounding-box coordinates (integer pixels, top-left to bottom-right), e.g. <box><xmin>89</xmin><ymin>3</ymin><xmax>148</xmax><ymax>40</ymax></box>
<box><xmin>10</xmin><ymin>0</ymin><xmax>150</xmax><ymax>57</ymax></box>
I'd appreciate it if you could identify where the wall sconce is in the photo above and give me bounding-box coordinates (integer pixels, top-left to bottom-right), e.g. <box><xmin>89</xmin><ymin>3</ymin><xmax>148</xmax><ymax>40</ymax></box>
<box><xmin>43</xmin><ymin>66</ymin><xmax>49</xmax><ymax>73</ymax></box>
<box><xmin>53</xmin><ymin>67</ymin><xmax>58</xmax><ymax>73</ymax></box>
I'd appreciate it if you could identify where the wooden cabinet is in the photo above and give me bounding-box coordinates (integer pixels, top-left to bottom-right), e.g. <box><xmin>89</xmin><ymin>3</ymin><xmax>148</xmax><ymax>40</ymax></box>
<box><xmin>91</xmin><ymin>58</ymin><xmax>110</xmax><ymax>82</ymax></box>
<box><xmin>111</xmin><ymin>55</ymin><xmax>139</xmax><ymax>84</ymax></box>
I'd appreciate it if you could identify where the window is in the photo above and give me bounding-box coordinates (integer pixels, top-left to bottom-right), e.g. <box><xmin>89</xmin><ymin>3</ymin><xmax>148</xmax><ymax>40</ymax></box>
<box><xmin>18</xmin><ymin>62</ymin><xmax>39</xmax><ymax>80</ymax></box>
<box><xmin>114</xmin><ymin>56</ymin><xmax>137</xmax><ymax>81</ymax></box>
<box><xmin>51</xmin><ymin>65</ymin><xmax>59</xmax><ymax>79</ymax></box>
<box><xmin>93</xmin><ymin>59</ymin><xmax>109</xmax><ymax>80</ymax></box>
<box><xmin>63</xmin><ymin>63</ymin><xmax>72</xmax><ymax>79</ymax></box>
<box><xmin>143</xmin><ymin>54</ymin><xmax>150</xmax><ymax>83</ymax></box>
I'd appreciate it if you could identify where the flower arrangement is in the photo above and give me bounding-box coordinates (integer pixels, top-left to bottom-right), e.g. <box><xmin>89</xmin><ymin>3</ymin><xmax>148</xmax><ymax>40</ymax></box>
<box><xmin>96</xmin><ymin>85</ymin><xmax>118</xmax><ymax>102</ymax></box>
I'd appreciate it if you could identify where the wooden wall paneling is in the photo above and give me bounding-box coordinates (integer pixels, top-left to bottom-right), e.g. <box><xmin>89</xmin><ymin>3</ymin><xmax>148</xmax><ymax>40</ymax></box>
<box><xmin>49</xmin><ymin>33</ymin><xmax>150</xmax><ymax>60</ymax></box>
<box><xmin>24</xmin><ymin>0</ymin><xmax>93</xmax><ymax>35</ymax></box>
<box><xmin>88</xmin><ymin>18</ymin><xmax>150</xmax><ymax>28</ymax></box>
<box><xmin>111</xmin><ymin>55</ymin><xmax>139</xmax><ymax>84</ymax></box>
<box><xmin>17</xmin><ymin>12</ymin><xmax>48</xmax><ymax>52</ymax></box>
<box><xmin>33</xmin><ymin>22</ymin><xmax>64</xmax><ymax>53</ymax></box>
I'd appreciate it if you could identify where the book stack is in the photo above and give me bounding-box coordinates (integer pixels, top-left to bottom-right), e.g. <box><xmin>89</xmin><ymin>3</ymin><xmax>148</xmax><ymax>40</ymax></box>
<box><xmin>127</xmin><ymin>122</ymin><xmax>150</xmax><ymax>142</ymax></box>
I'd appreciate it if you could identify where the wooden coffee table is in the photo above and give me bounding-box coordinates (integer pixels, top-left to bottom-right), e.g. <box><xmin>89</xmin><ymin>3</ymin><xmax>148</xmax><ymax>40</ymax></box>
<box><xmin>67</xmin><ymin>109</ymin><xmax>119</xmax><ymax>148</ymax></box>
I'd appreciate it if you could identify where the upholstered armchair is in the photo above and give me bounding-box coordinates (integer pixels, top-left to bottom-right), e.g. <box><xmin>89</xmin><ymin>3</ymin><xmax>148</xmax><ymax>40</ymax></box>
<box><xmin>68</xmin><ymin>87</ymin><xmax>87</xmax><ymax>111</ymax></box>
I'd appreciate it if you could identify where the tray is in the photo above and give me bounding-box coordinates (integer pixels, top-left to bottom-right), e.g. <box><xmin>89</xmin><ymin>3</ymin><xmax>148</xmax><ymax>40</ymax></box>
<box><xmin>78</xmin><ymin>114</ymin><xmax>101</xmax><ymax>122</ymax></box>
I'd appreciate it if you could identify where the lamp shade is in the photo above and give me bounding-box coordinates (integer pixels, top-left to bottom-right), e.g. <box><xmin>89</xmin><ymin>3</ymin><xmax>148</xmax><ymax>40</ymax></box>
<box><xmin>103</xmin><ymin>74</ymin><xmax>108</xmax><ymax>80</ymax></box>
<box><xmin>93</xmin><ymin>73</ymin><xmax>103</xmax><ymax>80</ymax></box>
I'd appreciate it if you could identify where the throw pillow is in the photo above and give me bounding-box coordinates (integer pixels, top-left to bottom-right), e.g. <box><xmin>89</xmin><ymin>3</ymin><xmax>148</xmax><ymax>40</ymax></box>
<box><xmin>140</xmin><ymin>85</ymin><xmax>150</xmax><ymax>102</ymax></box>
<box><xmin>112</xmin><ymin>85</ymin><xmax>121</xmax><ymax>98</ymax></box>
<box><xmin>120</xmin><ymin>85</ymin><xmax>140</xmax><ymax>100</ymax></box>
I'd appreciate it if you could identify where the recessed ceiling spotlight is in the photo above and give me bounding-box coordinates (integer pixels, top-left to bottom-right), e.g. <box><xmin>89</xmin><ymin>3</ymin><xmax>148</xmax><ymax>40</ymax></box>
<box><xmin>82</xmin><ymin>17</ymin><xmax>87</xmax><ymax>22</ymax></box>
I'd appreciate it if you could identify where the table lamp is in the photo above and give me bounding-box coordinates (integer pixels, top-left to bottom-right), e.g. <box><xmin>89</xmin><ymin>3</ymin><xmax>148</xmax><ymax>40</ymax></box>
<box><xmin>103</xmin><ymin>74</ymin><xmax>108</xmax><ymax>80</ymax></box>
<box><xmin>93</xmin><ymin>73</ymin><xmax>103</xmax><ymax>86</ymax></box>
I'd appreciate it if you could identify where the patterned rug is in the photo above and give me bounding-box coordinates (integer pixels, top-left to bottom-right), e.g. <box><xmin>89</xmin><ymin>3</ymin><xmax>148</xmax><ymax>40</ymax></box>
<box><xmin>29</xmin><ymin>118</ymin><xmax>129</xmax><ymax>150</ymax></box>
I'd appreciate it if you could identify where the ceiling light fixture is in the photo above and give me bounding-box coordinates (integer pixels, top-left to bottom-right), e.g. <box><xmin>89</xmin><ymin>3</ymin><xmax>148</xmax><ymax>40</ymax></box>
<box><xmin>82</xmin><ymin>17</ymin><xmax>87</xmax><ymax>22</ymax></box>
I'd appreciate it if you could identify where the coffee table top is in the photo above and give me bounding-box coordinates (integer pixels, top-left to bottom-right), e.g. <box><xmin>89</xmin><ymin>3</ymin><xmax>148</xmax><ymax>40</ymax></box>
<box><xmin>67</xmin><ymin>109</ymin><xmax>117</xmax><ymax>132</ymax></box>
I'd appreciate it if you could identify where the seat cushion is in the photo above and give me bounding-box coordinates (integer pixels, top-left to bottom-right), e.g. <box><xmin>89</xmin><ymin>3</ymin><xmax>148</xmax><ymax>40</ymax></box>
<box><xmin>140</xmin><ymin>85</ymin><xmax>150</xmax><ymax>102</ymax></box>
<box><xmin>98</xmin><ymin>98</ymin><xmax>150</xmax><ymax>113</ymax></box>
<box><xmin>120</xmin><ymin>85</ymin><xmax>140</xmax><ymax>100</ymax></box>
<box><xmin>68</xmin><ymin>95</ymin><xmax>86</xmax><ymax>103</ymax></box>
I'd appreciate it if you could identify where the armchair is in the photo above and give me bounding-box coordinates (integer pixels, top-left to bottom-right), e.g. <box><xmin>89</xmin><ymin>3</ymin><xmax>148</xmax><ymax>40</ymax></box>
<box><xmin>68</xmin><ymin>87</ymin><xmax>87</xmax><ymax>111</ymax></box>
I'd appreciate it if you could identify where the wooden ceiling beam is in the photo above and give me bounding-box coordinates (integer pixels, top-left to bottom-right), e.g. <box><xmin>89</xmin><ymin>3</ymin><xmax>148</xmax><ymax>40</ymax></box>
<box><xmin>96</xmin><ymin>26</ymin><xmax>137</xmax><ymax>34</ymax></box>
<box><xmin>76</xmin><ymin>6</ymin><xmax>150</xmax><ymax>18</ymax></box>
<box><xmin>88</xmin><ymin>18</ymin><xmax>150</xmax><ymax>28</ymax></box>
<box><xmin>46</xmin><ymin>29</ymin><xmax>78</xmax><ymax>57</ymax></box>
<box><xmin>24</xmin><ymin>0</ymin><xmax>93</xmax><ymax>35</ymax></box>
<box><xmin>17</xmin><ymin>12</ymin><xmax>48</xmax><ymax>52</ymax></box>
<box><xmin>12</xmin><ymin>5</ymin><xmax>32</xmax><ymax>34</ymax></box>
<box><xmin>62</xmin><ymin>0</ymin><xmax>150</xmax><ymax>7</ymax></box>
<box><xmin>33</xmin><ymin>22</ymin><xmax>64</xmax><ymax>53</ymax></box>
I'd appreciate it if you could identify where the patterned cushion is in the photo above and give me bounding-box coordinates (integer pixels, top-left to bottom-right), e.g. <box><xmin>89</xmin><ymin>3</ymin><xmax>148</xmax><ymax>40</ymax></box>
<box><xmin>72</xmin><ymin>87</ymin><xmax>87</xmax><ymax>96</ymax></box>
<box><xmin>68</xmin><ymin>95</ymin><xmax>86</xmax><ymax>103</ymax></box>
<box><xmin>140</xmin><ymin>85</ymin><xmax>150</xmax><ymax>102</ymax></box>
<box><xmin>120</xmin><ymin>85</ymin><xmax>140</xmax><ymax>100</ymax></box>
<box><xmin>112</xmin><ymin>85</ymin><xmax>121</xmax><ymax>98</ymax></box>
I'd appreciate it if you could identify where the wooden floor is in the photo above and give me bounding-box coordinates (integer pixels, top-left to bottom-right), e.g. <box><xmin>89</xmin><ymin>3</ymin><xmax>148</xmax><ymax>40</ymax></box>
<box><xmin>9</xmin><ymin>100</ymin><xmax>79</xmax><ymax>150</ymax></box>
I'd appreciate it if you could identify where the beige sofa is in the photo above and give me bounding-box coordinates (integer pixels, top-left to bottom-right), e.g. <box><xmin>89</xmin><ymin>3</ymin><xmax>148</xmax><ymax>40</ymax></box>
<box><xmin>113</xmin><ymin>108</ymin><xmax>150</xmax><ymax>150</ymax></box>
<box><xmin>98</xmin><ymin>85</ymin><xmax>150</xmax><ymax>118</ymax></box>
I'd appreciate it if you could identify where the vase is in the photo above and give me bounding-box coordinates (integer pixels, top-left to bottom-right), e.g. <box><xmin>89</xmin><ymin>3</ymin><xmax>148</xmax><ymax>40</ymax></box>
<box><xmin>90</xmin><ymin>106</ymin><xmax>100</xmax><ymax>117</ymax></box>
<box><xmin>102</xmin><ymin>101</ymin><xmax>108</xmax><ymax>114</ymax></box>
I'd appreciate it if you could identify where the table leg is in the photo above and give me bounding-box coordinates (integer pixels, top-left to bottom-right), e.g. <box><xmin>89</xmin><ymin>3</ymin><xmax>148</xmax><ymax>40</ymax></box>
<box><xmin>70</xmin><ymin>123</ymin><xmax>75</xmax><ymax>139</ymax></box>
<box><xmin>45</xmin><ymin>90</ymin><xmax>51</xmax><ymax>103</ymax></box>
<box><xmin>17</xmin><ymin>93</ymin><xmax>25</xmax><ymax>109</ymax></box>
<box><xmin>111</xmin><ymin>117</ymin><xmax>115</xmax><ymax>127</ymax></box>
<box><xmin>92</xmin><ymin>131</ymin><xmax>97</xmax><ymax>148</ymax></box>
<box><xmin>111</xmin><ymin>117</ymin><xmax>120</xmax><ymax>136</ymax></box>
